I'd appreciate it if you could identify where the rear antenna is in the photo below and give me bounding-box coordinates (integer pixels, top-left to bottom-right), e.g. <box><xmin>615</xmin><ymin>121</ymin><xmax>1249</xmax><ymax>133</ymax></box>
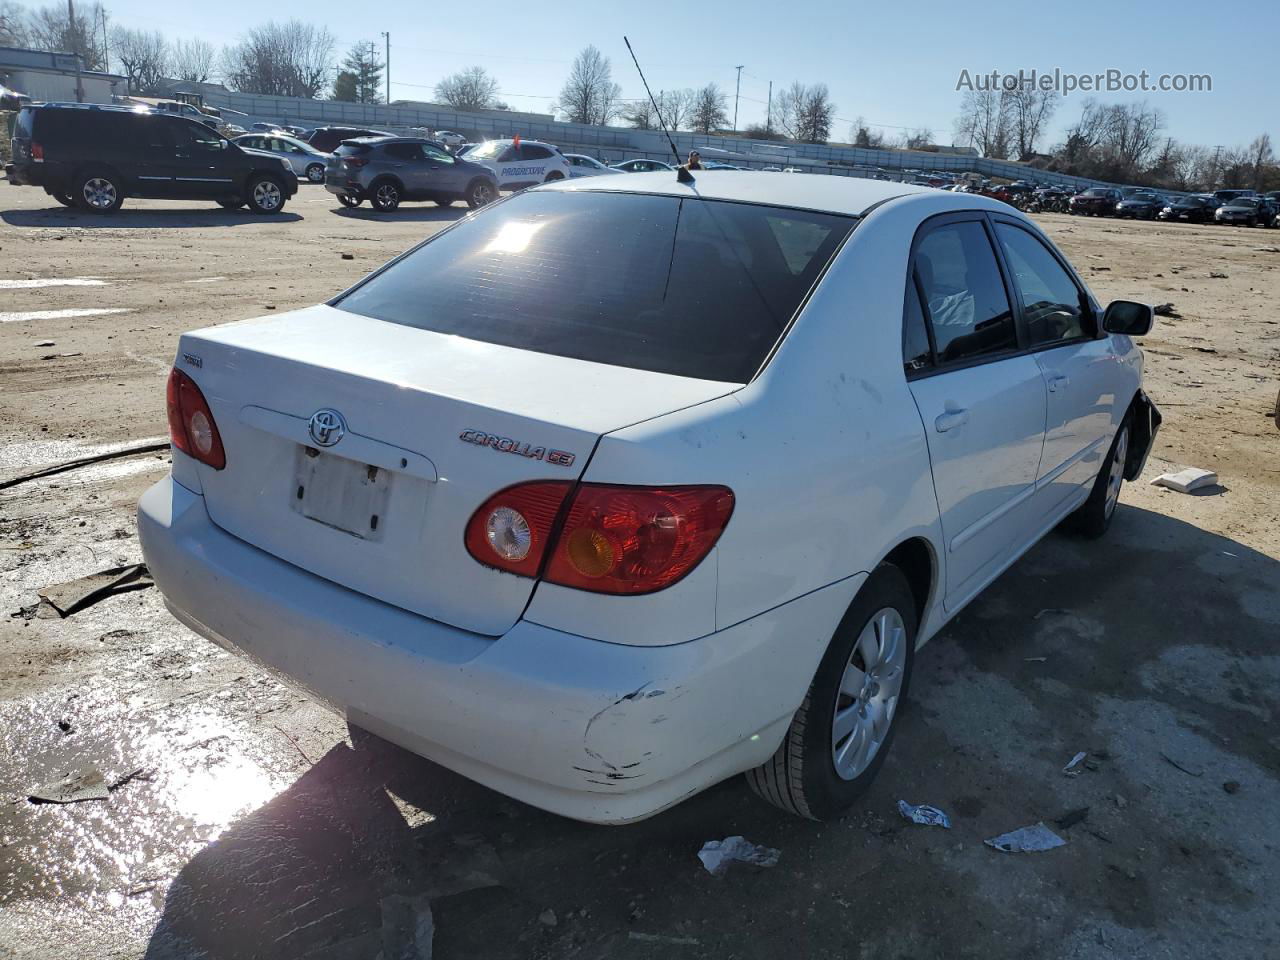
<box><xmin>623</xmin><ymin>36</ymin><xmax>693</xmax><ymax>183</ymax></box>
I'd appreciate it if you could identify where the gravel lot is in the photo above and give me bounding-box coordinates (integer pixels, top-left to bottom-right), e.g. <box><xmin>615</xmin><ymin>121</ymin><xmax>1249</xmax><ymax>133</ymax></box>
<box><xmin>2</xmin><ymin>183</ymin><xmax>1278</xmax><ymax>960</ymax></box>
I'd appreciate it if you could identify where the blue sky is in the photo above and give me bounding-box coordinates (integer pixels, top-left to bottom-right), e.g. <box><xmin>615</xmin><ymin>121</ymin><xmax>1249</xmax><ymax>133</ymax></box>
<box><xmin>102</xmin><ymin>0</ymin><xmax>1275</xmax><ymax>151</ymax></box>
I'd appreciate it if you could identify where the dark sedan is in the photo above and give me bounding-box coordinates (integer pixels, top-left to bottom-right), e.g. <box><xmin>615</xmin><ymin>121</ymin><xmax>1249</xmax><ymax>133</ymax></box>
<box><xmin>1069</xmin><ymin>187</ymin><xmax>1122</xmax><ymax>216</ymax></box>
<box><xmin>1115</xmin><ymin>192</ymin><xmax>1164</xmax><ymax>219</ymax></box>
<box><xmin>1158</xmin><ymin>196</ymin><xmax>1217</xmax><ymax>223</ymax></box>
<box><xmin>1215</xmin><ymin>196</ymin><xmax>1277</xmax><ymax>227</ymax></box>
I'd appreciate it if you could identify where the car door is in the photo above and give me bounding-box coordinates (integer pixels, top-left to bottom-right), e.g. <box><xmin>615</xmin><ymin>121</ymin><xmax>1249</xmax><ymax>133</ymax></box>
<box><xmin>905</xmin><ymin>214</ymin><xmax>1049</xmax><ymax>609</ymax></box>
<box><xmin>519</xmin><ymin>143</ymin><xmax>552</xmax><ymax>181</ymax></box>
<box><xmin>420</xmin><ymin>142</ymin><xmax>466</xmax><ymax>193</ymax></box>
<box><xmin>168</xmin><ymin>119</ymin><xmax>239</xmax><ymax>197</ymax></box>
<box><xmin>991</xmin><ymin>217</ymin><xmax>1115</xmax><ymax>512</ymax></box>
<box><xmin>381</xmin><ymin>142</ymin><xmax>425</xmax><ymax>195</ymax></box>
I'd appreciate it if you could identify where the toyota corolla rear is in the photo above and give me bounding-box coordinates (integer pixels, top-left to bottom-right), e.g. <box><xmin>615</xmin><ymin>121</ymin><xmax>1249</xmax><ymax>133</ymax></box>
<box><xmin>138</xmin><ymin>184</ymin><xmax>857</xmax><ymax>822</ymax></box>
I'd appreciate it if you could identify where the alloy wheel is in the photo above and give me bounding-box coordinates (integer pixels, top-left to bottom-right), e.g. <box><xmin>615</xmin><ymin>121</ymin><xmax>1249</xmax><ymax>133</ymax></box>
<box><xmin>831</xmin><ymin>607</ymin><xmax>907</xmax><ymax>781</ymax></box>
<box><xmin>83</xmin><ymin>177</ymin><xmax>117</xmax><ymax>209</ymax></box>
<box><xmin>253</xmin><ymin>180</ymin><xmax>282</xmax><ymax>211</ymax></box>
<box><xmin>1105</xmin><ymin>426</ymin><xmax>1129</xmax><ymax>518</ymax></box>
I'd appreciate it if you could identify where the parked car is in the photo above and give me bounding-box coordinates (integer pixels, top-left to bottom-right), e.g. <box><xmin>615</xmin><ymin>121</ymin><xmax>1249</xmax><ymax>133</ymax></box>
<box><xmin>307</xmin><ymin>126</ymin><xmax>393</xmax><ymax>154</ymax></box>
<box><xmin>432</xmin><ymin>130</ymin><xmax>466</xmax><ymax>148</ymax></box>
<box><xmin>324</xmin><ymin>137</ymin><xmax>498</xmax><ymax>211</ymax></box>
<box><xmin>1114</xmin><ymin>191</ymin><xmax>1164</xmax><ymax>219</ymax></box>
<box><xmin>463</xmin><ymin>138</ymin><xmax>573</xmax><ymax>190</ymax></box>
<box><xmin>139</xmin><ymin>173</ymin><xmax>1159</xmax><ymax>824</ymax></box>
<box><xmin>1215</xmin><ymin>196</ymin><xmax>1276</xmax><ymax>226</ymax></box>
<box><xmin>1159</xmin><ymin>196</ymin><xmax>1217</xmax><ymax>222</ymax></box>
<box><xmin>233</xmin><ymin>133</ymin><xmax>331</xmax><ymax>182</ymax></box>
<box><xmin>563</xmin><ymin>153</ymin><xmax>623</xmax><ymax>177</ymax></box>
<box><xmin>5</xmin><ymin>103</ymin><xmax>297</xmax><ymax>214</ymax></box>
<box><xmin>1213</xmin><ymin>189</ymin><xmax>1256</xmax><ymax>204</ymax></box>
<box><xmin>1069</xmin><ymin>187</ymin><xmax>1122</xmax><ymax>216</ymax></box>
<box><xmin>149</xmin><ymin>100</ymin><xmax>219</xmax><ymax>128</ymax></box>
<box><xmin>704</xmin><ymin>162</ymin><xmax>743</xmax><ymax>170</ymax></box>
<box><xmin>611</xmin><ymin>158</ymin><xmax>674</xmax><ymax>173</ymax></box>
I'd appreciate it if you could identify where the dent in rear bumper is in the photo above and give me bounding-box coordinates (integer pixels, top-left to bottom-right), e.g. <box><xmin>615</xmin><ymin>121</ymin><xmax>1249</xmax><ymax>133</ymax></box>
<box><xmin>138</xmin><ymin>476</ymin><xmax>862</xmax><ymax>822</ymax></box>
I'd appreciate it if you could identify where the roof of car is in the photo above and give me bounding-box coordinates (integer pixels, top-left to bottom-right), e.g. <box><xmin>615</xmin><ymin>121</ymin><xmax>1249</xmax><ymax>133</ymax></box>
<box><xmin>543</xmin><ymin>170</ymin><xmax>937</xmax><ymax>217</ymax></box>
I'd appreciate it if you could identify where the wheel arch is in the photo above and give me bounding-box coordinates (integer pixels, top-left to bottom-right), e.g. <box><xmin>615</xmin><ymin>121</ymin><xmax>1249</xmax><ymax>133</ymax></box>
<box><xmin>876</xmin><ymin>536</ymin><xmax>937</xmax><ymax>630</ymax></box>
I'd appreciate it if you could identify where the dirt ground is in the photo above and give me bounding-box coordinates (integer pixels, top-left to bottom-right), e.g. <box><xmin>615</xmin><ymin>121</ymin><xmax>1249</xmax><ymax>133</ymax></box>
<box><xmin>1</xmin><ymin>183</ymin><xmax>1278</xmax><ymax>960</ymax></box>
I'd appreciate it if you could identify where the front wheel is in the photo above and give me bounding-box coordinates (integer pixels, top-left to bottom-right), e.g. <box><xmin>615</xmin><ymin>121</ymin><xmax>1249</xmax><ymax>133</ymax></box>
<box><xmin>746</xmin><ymin>564</ymin><xmax>916</xmax><ymax>820</ymax></box>
<box><xmin>466</xmin><ymin>179</ymin><xmax>496</xmax><ymax>209</ymax></box>
<box><xmin>1068</xmin><ymin>418</ymin><xmax>1130</xmax><ymax>538</ymax></box>
<box><xmin>246</xmin><ymin>175</ymin><xmax>286</xmax><ymax>214</ymax></box>
<box><xmin>305</xmin><ymin>163</ymin><xmax>325</xmax><ymax>183</ymax></box>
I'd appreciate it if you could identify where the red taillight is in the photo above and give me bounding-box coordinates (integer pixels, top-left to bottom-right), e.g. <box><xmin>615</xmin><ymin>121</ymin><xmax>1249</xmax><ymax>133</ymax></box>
<box><xmin>31</xmin><ymin>141</ymin><xmax>44</xmax><ymax>161</ymax></box>
<box><xmin>464</xmin><ymin>482</ymin><xmax>734</xmax><ymax>595</ymax></box>
<box><xmin>166</xmin><ymin>368</ymin><xmax>226</xmax><ymax>470</ymax></box>
<box><xmin>344</xmin><ymin>156</ymin><xmax>367</xmax><ymax>167</ymax></box>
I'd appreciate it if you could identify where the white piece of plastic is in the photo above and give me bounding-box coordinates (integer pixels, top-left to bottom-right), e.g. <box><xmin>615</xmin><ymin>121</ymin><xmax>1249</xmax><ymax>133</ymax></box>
<box><xmin>1151</xmin><ymin>467</ymin><xmax>1218</xmax><ymax>493</ymax></box>
<box><xmin>985</xmin><ymin>823</ymin><xmax>1067</xmax><ymax>853</ymax></box>
<box><xmin>897</xmin><ymin>800</ymin><xmax>952</xmax><ymax>828</ymax></box>
<box><xmin>697</xmin><ymin>836</ymin><xmax>781</xmax><ymax>877</ymax></box>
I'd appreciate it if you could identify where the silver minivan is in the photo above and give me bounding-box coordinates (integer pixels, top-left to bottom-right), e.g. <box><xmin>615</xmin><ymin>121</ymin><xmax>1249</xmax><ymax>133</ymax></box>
<box><xmin>324</xmin><ymin>137</ymin><xmax>498</xmax><ymax>212</ymax></box>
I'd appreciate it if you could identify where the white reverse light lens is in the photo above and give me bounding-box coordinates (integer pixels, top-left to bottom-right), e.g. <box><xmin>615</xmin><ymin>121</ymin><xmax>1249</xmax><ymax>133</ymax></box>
<box><xmin>486</xmin><ymin>506</ymin><xmax>532</xmax><ymax>561</ymax></box>
<box><xmin>189</xmin><ymin>410</ymin><xmax>214</xmax><ymax>455</ymax></box>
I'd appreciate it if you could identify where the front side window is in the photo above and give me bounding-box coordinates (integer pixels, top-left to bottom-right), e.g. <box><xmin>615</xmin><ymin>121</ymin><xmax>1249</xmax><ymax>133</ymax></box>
<box><xmin>175</xmin><ymin>120</ymin><xmax>224</xmax><ymax>152</ymax></box>
<box><xmin>994</xmin><ymin>223</ymin><xmax>1090</xmax><ymax>346</ymax></box>
<box><xmin>336</xmin><ymin>190</ymin><xmax>854</xmax><ymax>383</ymax></box>
<box><xmin>422</xmin><ymin>144</ymin><xmax>454</xmax><ymax>163</ymax></box>
<box><xmin>913</xmin><ymin>220</ymin><xmax>1016</xmax><ymax>364</ymax></box>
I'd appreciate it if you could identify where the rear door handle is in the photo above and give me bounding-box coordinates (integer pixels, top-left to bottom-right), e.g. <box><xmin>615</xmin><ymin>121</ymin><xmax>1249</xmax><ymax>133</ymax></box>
<box><xmin>1048</xmin><ymin>375</ymin><xmax>1071</xmax><ymax>392</ymax></box>
<box><xmin>934</xmin><ymin>410</ymin><xmax>968</xmax><ymax>433</ymax></box>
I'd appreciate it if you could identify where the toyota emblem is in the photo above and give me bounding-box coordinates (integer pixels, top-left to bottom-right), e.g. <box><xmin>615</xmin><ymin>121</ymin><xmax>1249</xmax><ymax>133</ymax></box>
<box><xmin>308</xmin><ymin>409</ymin><xmax>346</xmax><ymax>447</ymax></box>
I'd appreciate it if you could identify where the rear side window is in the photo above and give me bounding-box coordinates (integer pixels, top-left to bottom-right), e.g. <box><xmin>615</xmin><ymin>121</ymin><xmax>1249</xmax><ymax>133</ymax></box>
<box><xmin>335</xmin><ymin>143</ymin><xmax>370</xmax><ymax>156</ymax></box>
<box><xmin>914</xmin><ymin>220</ymin><xmax>1016</xmax><ymax>364</ymax></box>
<box><xmin>993</xmin><ymin>223</ymin><xmax>1091</xmax><ymax>346</ymax></box>
<box><xmin>384</xmin><ymin>143</ymin><xmax>421</xmax><ymax>161</ymax></box>
<box><xmin>336</xmin><ymin>190</ymin><xmax>854</xmax><ymax>383</ymax></box>
<box><xmin>521</xmin><ymin>144</ymin><xmax>553</xmax><ymax>160</ymax></box>
<box><xmin>15</xmin><ymin>108</ymin><xmax>35</xmax><ymax>139</ymax></box>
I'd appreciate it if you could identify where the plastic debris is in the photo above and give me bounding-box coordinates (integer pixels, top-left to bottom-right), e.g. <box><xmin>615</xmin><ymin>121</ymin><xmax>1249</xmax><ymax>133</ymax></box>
<box><xmin>1152</xmin><ymin>303</ymin><xmax>1178</xmax><ymax>316</ymax></box>
<box><xmin>1151</xmin><ymin>467</ymin><xmax>1218</xmax><ymax>494</ymax></box>
<box><xmin>985</xmin><ymin>823</ymin><xmax>1066</xmax><ymax>853</ymax></box>
<box><xmin>896</xmin><ymin>800</ymin><xmax>952</xmax><ymax>829</ymax></box>
<box><xmin>1161</xmin><ymin>752</ymin><xmax>1204</xmax><ymax>777</ymax></box>
<box><xmin>697</xmin><ymin>836</ymin><xmax>781</xmax><ymax>877</ymax></box>
<box><xmin>1063</xmin><ymin>751</ymin><xmax>1088</xmax><ymax>776</ymax></box>
<box><xmin>37</xmin><ymin>563</ymin><xmax>153</xmax><ymax>617</ymax></box>
<box><xmin>28</xmin><ymin>768</ymin><xmax>109</xmax><ymax>804</ymax></box>
<box><xmin>380</xmin><ymin>894</ymin><xmax>434</xmax><ymax>960</ymax></box>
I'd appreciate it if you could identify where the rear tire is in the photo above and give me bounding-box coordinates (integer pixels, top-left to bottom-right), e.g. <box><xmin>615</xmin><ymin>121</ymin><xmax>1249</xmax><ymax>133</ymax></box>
<box><xmin>305</xmin><ymin>163</ymin><xmax>325</xmax><ymax>183</ymax></box>
<box><xmin>246</xmin><ymin>175</ymin><xmax>286</xmax><ymax>215</ymax></box>
<box><xmin>1067</xmin><ymin>417</ymin><xmax>1130</xmax><ymax>539</ymax></box>
<box><xmin>746</xmin><ymin>564</ymin><xmax>917</xmax><ymax>820</ymax></box>
<box><xmin>337</xmin><ymin>193</ymin><xmax>362</xmax><ymax>208</ymax></box>
<box><xmin>73</xmin><ymin>169</ymin><xmax>123</xmax><ymax>213</ymax></box>
<box><xmin>434</xmin><ymin>197</ymin><xmax>455</xmax><ymax>207</ymax></box>
<box><xmin>543</xmin><ymin>171</ymin><xmax>565</xmax><ymax>183</ymax></box>
<box><xmin>370</xmin><ymin>179</ymin><xmax>402</xmax><ymax>212</ymax></box>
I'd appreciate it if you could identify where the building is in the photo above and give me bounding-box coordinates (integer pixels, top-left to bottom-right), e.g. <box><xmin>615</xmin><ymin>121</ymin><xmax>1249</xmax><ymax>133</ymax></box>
<box><xmin>0</xmin><ymin>46</ymin><xmax>127</xmax><ymax>104</ymax></box>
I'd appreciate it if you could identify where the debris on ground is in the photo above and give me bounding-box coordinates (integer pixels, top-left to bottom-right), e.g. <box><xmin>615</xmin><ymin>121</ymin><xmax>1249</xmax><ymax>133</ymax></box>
<box><xmin>1024</xmin><ymin>656</ymin><xmax>1048</xmax><ymax>663</ymax></box>
<box><xmin>897</xmin><ymin>800</ymin><xmax>952</xmax><ymax>828</ymax></box>
<box><xmin>37</xmin><ymin>563</ymin><xmax>153</xmax><ymax>617</ymax></box>
<box><xmin>380</xmin><ymin>894</ymin><xmax>434</xmax><ymax>960</ymax></box>
<box><xmin>1054</xmin><ymin>807</ymin><xmax>1090</xmax><ymax>830</ymax></box>
<box><xmin>538</xmin><ymin>909</ymin><xmax>558</xmax><ymax>927</ymax></box>
<box><xmin>1209</xmin><ymin>271</ymin><xmax>1228</xmax><ymax>279</ymax></box>
<box><xmin>697</xmin><ymin>836</ymin><xmax>781</xmax><ymax>877</ymax></box>
<box><xmin>28</xmin><ymin>768</ymin><xmax>110</xmax><ymax>804</ymax></box>
<box><xmin>109</xmin><ymin>767</ymin><xmax>155</xmax><ymax>792</ymax></box>
<box><xmin>629</xmin><ymin>932</ymin><xmax>701</xmax><ymax>945</ymax></box>
<box><xmin>1033</xmin><ymin>608</ymin><xmax>1068</xmax><ymax>620</ymax></box>
<box><xmin>1223</xmin><ymin>781</ymin><xmax>1241</xmax><ymax>794</ymax></box>
<box><xmin>34</xmin><ymin>339</ymin><xmax>55</xmax><ymax>347</ymax></box>
<box><xmin>1161</xmin><ymin>752</ymin><xmax>1205</xmax><ymax>777</ymax></box>
<box><xmin>0</xmin><ymin>439</ymin><xmax>168</xmax><ymax>492</ymax></box>
<box><xmin>1151</xmin><ymin>467</ymin><xmax>1218</xmax><ymax>494</ymax></box>
<box><xmin>985</xmin><ymin>823</ymin><xmax>1066</xmax><ymax>853</ymax></box>
<box><xmin>1153</xmin><ymin>303</ymin><xmax>1179</xmax><ymax>316</ymax></box>
<box><xmin>1063</xmin><ymin>751</ymin><xmax>1088</xmax><ymax>776</ymax></box>
<box><xmin>341</xmin><ymin>252</ymin><xmax>354</xmax><ymax>260</ymax></box>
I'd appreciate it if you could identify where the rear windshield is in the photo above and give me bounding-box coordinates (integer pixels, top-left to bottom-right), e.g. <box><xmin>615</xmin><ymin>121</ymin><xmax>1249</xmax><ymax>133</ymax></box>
<box><xmin>16</xmin><ymin>108</ymin><xmax>35</xmax><ymax>139</ymax></box>
<box><xmin>335</xmin><ymin>190</ymin><xmax>854</xmax><ymax>383</ymax></box>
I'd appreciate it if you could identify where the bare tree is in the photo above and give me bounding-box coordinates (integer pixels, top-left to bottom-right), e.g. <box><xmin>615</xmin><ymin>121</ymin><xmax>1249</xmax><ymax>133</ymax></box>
<box><xmin>170</xmin><ymin>37</ymin><xmax>216</xmax><ymax>83</ymax></box>
<box><xmin>1006</xmin><ymin>86</ymin><xmax>1056</xmax><ymax>160</ymax></box>
<box><xmin>25</xmin><ymin>2</ymin><xmax>107</xmax><ymax>70</ymax></box>
<box><xmin>0</xmin><ymin>0</ymin><xmax>28</xmax><ymax>46</ymax></box>
<box><xmin>771</xmin><ymin>82</ymin><xmax>834</xmax><ymax>143</ymax></box>
<box><xmin>690</xmin><ymin>82</ymin><xmax>728</xmax><ymax>133</ymax></box>
<box><xmin>435</xmin><ymin>65</ymin><xmax>498</xmax><ymax>112</ymax></box>
<box><xmin>621</xmin><ymin>97</ymin><xmax>658</xmax><ymax>130</ymax></box>
<box><xmin>657</xmin><ymin>89</ymin><xmax>692</xmax><ymax>131</ymax></box>
<box><xmin>897</xmin><ymin>128</ymin><xmax>935</xmax><ymax>150</ymax></box>
<box><xmin>953</xmin><ymin>89</ymin><xmax>1012</xmax><ymax>158</ymax></box>
<box><xmin>555</xmin><ymin>45</ymin><xmax>621</xmax><ymax>125</ymax></box>
<box><xmin>1247</xmin><ymin>133</ymin><xmax>1274</xmax><ymax>191</ymax></box>
<box><xmin>111</xmin><ymin>27</ymin><xmax>169</xmax><ymax>94</ymax></box>
<box><xmin>849</xmin><ymin>116</ymin><xmax>885</xmax><ymax>149</ymax></box>
<box><xmin>222</xmin><ymin>21</ymin><xmax>335</xmax><ymax>99</ymax></box>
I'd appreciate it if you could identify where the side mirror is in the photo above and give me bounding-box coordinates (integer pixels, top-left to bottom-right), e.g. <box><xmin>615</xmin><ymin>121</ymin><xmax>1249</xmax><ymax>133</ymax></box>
<box><xmin>1102</xmin><ymin>300</ymin><xmax>1154</xmax><ymax>337</ymax></box>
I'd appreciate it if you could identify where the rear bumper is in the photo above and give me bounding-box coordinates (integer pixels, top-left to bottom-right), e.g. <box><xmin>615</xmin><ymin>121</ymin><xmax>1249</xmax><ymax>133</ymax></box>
<box><xmin>138</xmin><ymin>476</ymin><xmax>859</xmax><ymax>823</ymax></box>
<box><xmin>5</xmin><ymin>163</ymin><xmax>40</xmax><ymax>186</ymax></box>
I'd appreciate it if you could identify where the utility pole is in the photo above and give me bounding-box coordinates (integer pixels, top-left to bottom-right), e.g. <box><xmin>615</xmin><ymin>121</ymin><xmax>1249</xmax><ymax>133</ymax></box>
<box><xmin>733</xmin><ymin>65</ymin><xmax>743</xmax><ymax>132</ymax></box>
<box><xmin>68</xmin><ymin>0</ymin><xmax>84</xmax><ymax>102</ymax></box>
<box><xmin>99</xmin><ymin>7</ymin><xmax>109</xmax><ymax>73</ymax></box>
<box><xmin>381</xmin><ymin>32</ymin><xmax>390</xmax><ymax>105</ymax></box>
<box><xmin>1211</xmin><ymin>144</ymin><xmax>1223</xmax><ymax>189</ymax></box>
<box><xmin>766</xmin><ymin>80</ymin><xmax>772</xmax><ymax>135</ymax></box>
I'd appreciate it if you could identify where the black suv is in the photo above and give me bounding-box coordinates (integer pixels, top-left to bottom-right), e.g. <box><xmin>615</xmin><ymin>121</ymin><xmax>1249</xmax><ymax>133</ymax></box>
<box><xmin>306</xmin><ymin>126</ymin><xmax>392</xmax><ymax>153</ymax></box>
<box><xmin>6</xmin><ymin>103</ymin><xmax>298</xmax><ymax>214</ymax></box>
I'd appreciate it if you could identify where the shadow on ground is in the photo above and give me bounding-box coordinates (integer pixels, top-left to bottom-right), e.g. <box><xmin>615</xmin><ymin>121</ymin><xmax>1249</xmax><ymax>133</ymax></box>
<box><xmin>329</xmin><ymin>206</ymin><xmax>469</xmax><ymax>223</ymax></box>
<box><xmin>0</xmin><ymin>208</ymin><xmax>304</xmax><ymax>228</ymax></box>
<box><xmin>141</xmin><ymin>504</ymin><xmax>1280</xmax><ymax>959</ymax></box>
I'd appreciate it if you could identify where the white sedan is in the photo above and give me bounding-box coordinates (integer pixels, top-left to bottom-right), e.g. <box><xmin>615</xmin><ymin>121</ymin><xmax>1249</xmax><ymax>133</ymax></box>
<box><xmin>233</xmin><ymin>133</ymin><xmax>331</xmax><ymax>182</ymax></box>
<box><xmin>563</xmin><ymin>153</ymin><xmax>623</xmax><ymax>177</ymax></box>
<box><xmin>139</xmin><ymin>173</ymin><xmax>1159</xmax><ymax>824</ymax></box>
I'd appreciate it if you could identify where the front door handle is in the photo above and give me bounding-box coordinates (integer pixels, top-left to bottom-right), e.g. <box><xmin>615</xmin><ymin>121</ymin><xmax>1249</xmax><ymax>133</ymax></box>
<box><xmin>935</xmin><ymin>409</ymin><xmax>969</xmax><ymax>433</ymax></box>
<box><xmin>1048</xmin><ymin>375</ymin><xmax>1071</xmax><ymax>392</ymax></box>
